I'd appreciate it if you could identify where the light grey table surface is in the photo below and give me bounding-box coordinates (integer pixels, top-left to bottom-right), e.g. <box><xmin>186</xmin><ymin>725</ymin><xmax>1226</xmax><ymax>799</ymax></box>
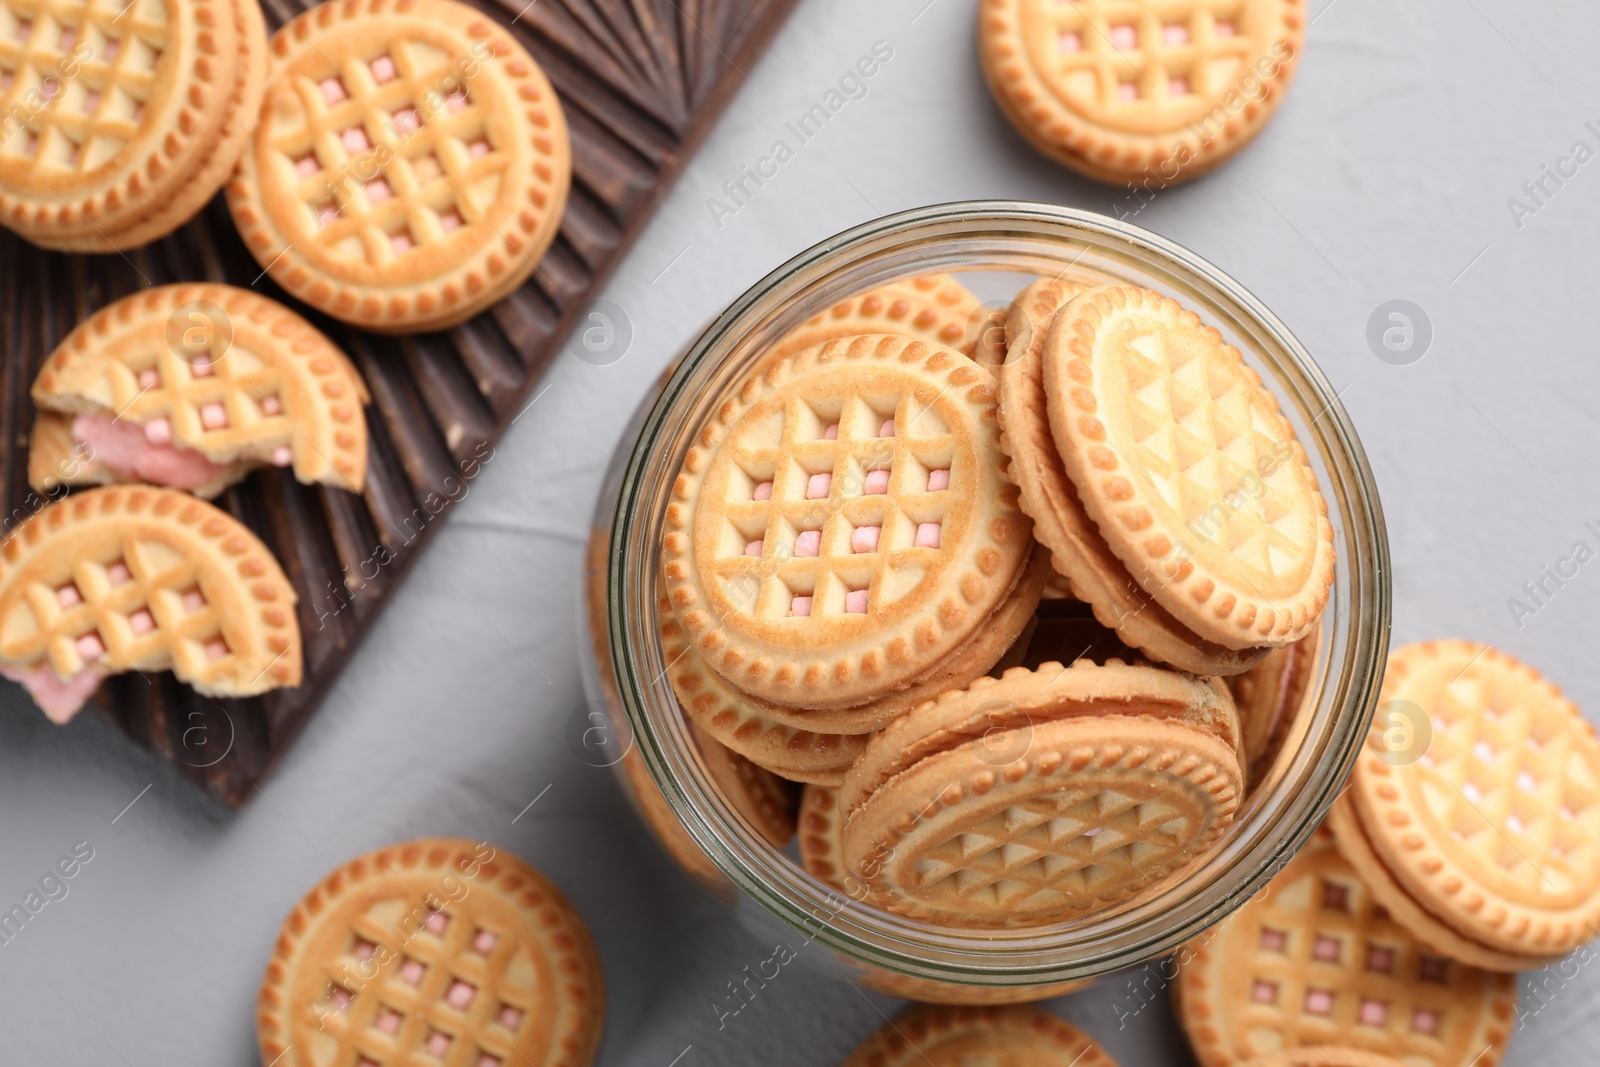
<box><xmin>2</xmin><ymin>0</ymin><xmax>1597</xmax><ymax>1062</ymax></box>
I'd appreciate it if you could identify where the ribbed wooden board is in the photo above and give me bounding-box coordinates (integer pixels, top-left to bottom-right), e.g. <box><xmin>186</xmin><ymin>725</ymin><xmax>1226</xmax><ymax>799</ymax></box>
<box><xmin>0</xmin><ymin>0</ymin><xmax>799</xmax><ymax>807</ymax></box>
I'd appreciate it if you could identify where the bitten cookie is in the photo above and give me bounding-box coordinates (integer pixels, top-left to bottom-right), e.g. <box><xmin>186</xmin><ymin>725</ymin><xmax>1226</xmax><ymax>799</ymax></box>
<box><xmin>978</xmin><ymin>0</ymin><xmax>1304</xmax><ymax>185</ymax></box>
<box><xmin>662</xmin><ymin>334</ymin><xmax>1035</xmax><ymax>711</ymax></box>
<box><xmin>257</xmin><ymin>838</ymin><xmax>604</xmax><ymax>1067</ymax></box>
<box><xmin>30</xmin><ymin>283</ymin><xmax>369</xmax><ymax>498</ymax></box>
<box><xmin>1175</xmin><ymin>829</ymin><xmax>1516</xmax><ymax>1067</ymax></box>
<box><xmin>0</xmin><ymin>484</ymin><xmax>300</xmax><ymax>721</ymax></box>
<box><xmin>227</xmin><ymin>0</ymin><xmax>571</xmax><ymax>332</ymax></box>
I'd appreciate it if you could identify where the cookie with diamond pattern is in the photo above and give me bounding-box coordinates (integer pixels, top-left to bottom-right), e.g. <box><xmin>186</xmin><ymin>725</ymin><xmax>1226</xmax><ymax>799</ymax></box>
<box><xmin>998</xmin><ymin>277</ymin><xmax>1270</xmax><ymax>675</ymax></box>
<box><xmin>0</xmin><ymin>484</ymin><xmax>300</xmax><ymax>723</ymax></box>
<box><xmin>1042</xmin><ymin>285</ymin><xmax>1332</xmax><ymax>650</ymax></box>
<box><xmin>29</xmin><ymin>283</ymin><xmax>369</xmax><ymax>498</ymax></box>
<box><xmin>662</xmin><ymin>333</ymin><xmax>1034</xmax><ymax>711</ymax></box>
<box><xmin>257</xmin><ymin>838</ymin><xmax>604</xmax><ymax>1067</ymax></box>
<box><xmin>1175</xmin><ymin>829</ymin><xmax>1515</xmax><ymax>1067</ymax></box>
<box><xmin>840</xmin><ymin>1004</ymin><xmax>1118</xmax><ymax>1066</ymax></box>
<box><xmin>841</xmin><ymin>709</ymin><xmax>1241</xmax><ymax>927</ymax></box>
<box><xmin>978</xmin><ymin>0</ymin><xmax>1304</xmax><ymax>184</ymax></box>
<box><xmin>1347</xmin><ymin>641</ymin><xmax>1600</xmax><ymax>959</ymax></box>
<box><xmin>227</xmin><ymin>0</ymin><xmax>571</xmax><ymax>332</ymax></box>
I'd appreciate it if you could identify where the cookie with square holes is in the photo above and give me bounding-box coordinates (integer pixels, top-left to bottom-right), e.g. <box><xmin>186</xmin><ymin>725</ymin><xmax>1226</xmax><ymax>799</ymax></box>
<box><xmin>1174</xmin><ymin>829</ymin><xmax>1516</xmax><ymax>1067</ymax></box>
<box><xmin>662</xmin><ymin>333</ymin><xmax>1035</xmax><ymax>711</ymax></box>
<box><xmin>841</xmin><ymin>1004</ymin><xmax>1119</xmax><ymax>1067</ymax></box>
<box><xmin>978</xmin><ymin>0</ymin><xmax>1304</xmax><ymax>185</ymax></box>
<box><xmin>257</xmin><ymin>838</ymin><xmax>604</xmax><ymax>1067</ymax></box>
<box><xmin>1041</xmin><ymin>285</ymin><xmax>1332</xmax><ymax>650</ymax></box>
<box><xmin>0</xmin><ymin>0</ymin><xmax>265</xmax><ymax>250</ymax></box>
<box><xmin>228</xmin><ymin>0</ymin><xmax>570</xmax><ymax>333</ymax></box>
<box><xmin>0</xmin><ymin>484</ymin><xmax>300</xmax><ymax>722</ymax></box>
<box><xmin>998</xmin><ymin>277</ymin><xmax>1271</xmax><ymax>675</ymax></box>
<box><xmin>1339</xmin><ymin>641</ymin><xmax>1600</xmax><ymax>962</ymax></box>
<box><xmin>839</xmin><ymin>661</ymin><xmax>1243</xmax><ymax>927</ymax></box>
<box><xmin>29</xmin><ymin>283</ymin><xmax>369</xmax><ymax>499</ymax></box>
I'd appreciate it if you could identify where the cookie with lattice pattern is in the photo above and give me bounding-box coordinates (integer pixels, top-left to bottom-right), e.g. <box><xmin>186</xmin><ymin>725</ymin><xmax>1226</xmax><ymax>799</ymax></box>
<box><xmin>842</xmin><ymin>710</ymin><xmax>1241</xmax><ymax>927</ymax></box>
<box><xmin>1042</xmin><ymin>285</ymin><xmax>1332</xmax><ymax>650</ymax></box>
<box><xmin>1346</xmin><ymin>641</ymin><xmax>1600</xmax><ymax>959</ymax></box>
<box><xmin>257</xmin><ymin>838</ymin><xmax>604</xmax><ymax>1067</ymax></box>
<box><xmin>227</xmin><ymin>0</ymin><xmax>570</xmax><ymax>333</ymax></box>
<box><xmin>0</xmin><ymin>0</ymin><xmax>252</xmax><ymax>246</ymax></box>
<box><xmin>1175</xmin><ymin>829</ymin><xmax>1515</xmax><ymax>1067</ymax></box>
<box><xmin>764</xmin><ymin>273</ymin><xmax>988</xmax><ymax>365</ymax></box>
<box><xmin>662</xmin><ymin>333</ymin><xmax>1034</xmax><ymax>710</ymax></box>
<box><xmin>0</xmin><ymin>484</ymin><xmax>300</xmax><ymax>722</ymax></box>
<box><xmin>30</xmin><ymin>283</ymin><xmax>369</xmax><ymax>499</ymax></box>
<box><xmin>979</xmin><ymin>0</ymin><xmax>1304</xmax><ymax>184</ymax></box>
<box><xmin>842</xmin><ymin>1004</ymin><xmax>1118</xmax><ymax>1066</ymax></box>
<box><xmin>998</xmin><ymin>278</ymin><xmax>1269</xmax><ymax>675</ymax></box>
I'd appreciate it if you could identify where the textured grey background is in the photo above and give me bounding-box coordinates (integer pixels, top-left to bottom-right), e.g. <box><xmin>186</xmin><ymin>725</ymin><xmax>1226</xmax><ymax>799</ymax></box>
<box><xmin>1</xmin><ymin>0</ymin><xmax>1596</xmax><ymax>1062</ymax></box>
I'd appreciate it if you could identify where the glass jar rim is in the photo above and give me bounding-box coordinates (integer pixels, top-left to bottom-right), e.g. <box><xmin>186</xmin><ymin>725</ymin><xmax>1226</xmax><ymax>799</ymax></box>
<box><xmin>602</xmin><ymin>200</ymin><xmax>1390</xmax><ymax>984</ymax></box>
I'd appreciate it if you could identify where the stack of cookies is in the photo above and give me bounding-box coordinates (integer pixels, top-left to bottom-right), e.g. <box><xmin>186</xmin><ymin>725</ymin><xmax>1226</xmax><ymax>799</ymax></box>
<box><xmin>0</xmin><ymin>0</ymin><xmax>267</xmax><ymax>250</ymax></box>
<box><xmin>656</xmin><ymin>271</ymin><xmax>1336</xmax><ymax>929</ymax></box>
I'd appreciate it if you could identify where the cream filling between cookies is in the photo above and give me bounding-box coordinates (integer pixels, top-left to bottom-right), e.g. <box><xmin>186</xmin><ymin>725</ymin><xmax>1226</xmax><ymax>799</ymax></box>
<box><xmin>0</xmin><ymin>661</ymin><xmax>104</xmax><ymax>724</ymax></box>
<box><xmin>71</xmin><ymin>411</ymin><xmax>288</xmax><ymax>489</ymax></box>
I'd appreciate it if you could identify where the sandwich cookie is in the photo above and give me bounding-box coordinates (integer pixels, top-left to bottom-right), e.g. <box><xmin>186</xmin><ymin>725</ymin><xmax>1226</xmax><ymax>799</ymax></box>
<box><xmin>1175</xmin><ymin>829</ymin><xmax>1515</xmax><ymax>1067</ymax></box>
<box><xmin>257</xmin><ymin>838</ymin><xmax>604</xmax><ymax>1067</ymax></box>
<box><xmin>1334</xmin><ymin>641</ymin><xmax>1600</xmax><ymax>965</ymax></box>
<box><xmin>228</xmin><ymin>0</ymin><xmax>571</xmax><ymax>332</ymax></box>
<box><xmin>840</xmin><ymin>661</ymin><xmax>1243</xmax><ymax>926</ymax></box>
<box><xmin>1042</xmin><ymin>285</ymin><xmax>1333</xmax><ymax>650</ymax></box>
<box><xmin>1226</xmin><ymin>623</ymin><xmax>1319</xmax><ymax>786</ymax></box>
<box><xmin>765</xmin><ymin>273</ymin><xmax>989</xmax><ymax>364</ymax></box>
<box><xmin>997</xmin><ymin>278</ymin><xmax>1270</xmax><ymax>675</ymax></box>
<box><xmin>978</xmin><ymin>0</ymin><xmax>1304</xmax><ymax>185</ymax></box>
<box><xmin>30</xmin><ymin>283</ymin><xmax>369</xmax><ymax>498</ymax></box>
<box><xmin>0</xmin><ymin>484</ymin><xmax>300</xmax><ymax>721</ymax></box>
<box><xmin>662</xmin><ymin>334</ymin><xmax>1035</xmax><ymax>712</ymax></box>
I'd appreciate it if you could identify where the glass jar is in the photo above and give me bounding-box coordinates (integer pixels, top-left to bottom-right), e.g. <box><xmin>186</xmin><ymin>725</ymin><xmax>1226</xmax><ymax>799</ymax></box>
<box><xmin>581</xmin><ymin>201</ymin><xmax>1389</xmax><ymax>996</ymax></box>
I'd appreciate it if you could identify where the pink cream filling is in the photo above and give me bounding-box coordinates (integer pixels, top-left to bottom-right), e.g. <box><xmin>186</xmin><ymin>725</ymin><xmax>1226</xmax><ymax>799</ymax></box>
<box><xmin>0</xmin><ymin>661</ymin><xmax>104</xmax><ymax>723</ymax></box>
<box><xmin>72</xmin><ymin>412</ymin><xmax>230</xmax><ymax>491</ymax></box>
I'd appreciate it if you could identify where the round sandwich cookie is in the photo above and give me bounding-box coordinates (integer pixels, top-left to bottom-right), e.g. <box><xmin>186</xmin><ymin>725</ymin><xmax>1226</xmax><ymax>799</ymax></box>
<box><xmin>662</xmin><ymin>333</ymin><xmax>1035</xmax><ymax>712</ymax></box>
<box><xmin>997</xmin><ymin>278</ymin><xmax>1271</xmax><ymax>676</ymax></box>
<box><xmin>765</xmin><ymin>273</ymin><xmax>989</xmax><ymax>365</ymax></box>
<box><xmin>0</xmin><ymin>0</ymin><xmax>265</xmax><ymax>250</ymax></box>
<box><xmin>1042</xmin><ymin>285</ymin><xmax>1333</xmax><ymax>651</ymax></box>
<box><xmin>841</xmin><ymin>1004</ymin><xmax>1118</xmax><ymax>1066</ymax></box>
<box><xmin>1226</xmin><ymin>623</ymin><xmax>1319</xmax><ymax>785</ymax></box>
<box><xmin>258</xmin><ymin>838</ymin><xmax>604</xmax><ymax>1067</ymax></box>
<box><xmin>29</xmin><ymin>283</ymin><xmax>369</xmax><ymax>499</ymax></box>
<box><xmin>1341</xmin><ymin>641</ymin><xmax>1600</xmax><ymax>961</ymax></box>
<box><xmin>978</xmin><ymin>0</ymin><xmax>1304</xmax><ymax>185</ymax></box>
<box><xmin>840</xmin><ymin>662</ymin><xmax>1243</xmax><ymax>926</ymax></box>
<box><xmin>0</xmin><ymin>484</ymin><xmax>300</xmax><ymax>722</ymax></box>
<box><xmin>1175</xmin><ymin>830</ymin><xmax>1515</xmax><ymax>1067</ymax></box>
<box><xmin>663</xmin><ymin>592</ymin><xmax>871</xmax><ymax>786</ymax></box>
<box><xmin>1238</xmin><ymin>1049</ymin><xmax>1410</xmax><ymax>1067</ymax></box>
<box><xmin>228</xmin><ymin>0</ymin><xmax>571</xmax><ymax>333</ymax></box>
<box><xmin>687</xmin><ymin>719</ymin><xmax>799</xmax><ymax>849</ymax></box>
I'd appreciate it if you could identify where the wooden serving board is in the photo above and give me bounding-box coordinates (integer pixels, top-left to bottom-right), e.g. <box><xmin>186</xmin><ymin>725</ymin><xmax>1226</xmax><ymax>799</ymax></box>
<box><xmin>0</xmin><ymin>0</ymin><xmax>800</xmax><ymax>808</ymax></box>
